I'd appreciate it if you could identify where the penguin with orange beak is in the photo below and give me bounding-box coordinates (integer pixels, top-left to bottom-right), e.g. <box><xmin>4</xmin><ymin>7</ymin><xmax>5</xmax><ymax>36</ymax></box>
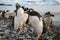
<box><xmin>27</xmin><ymin>10</ymin><xmax>43</xmax><ymax>40</ymax></box>
<box><xmin>14</xmin><ymin>5</ymin><xmax>28</xmax><ymax>32</ymax></box>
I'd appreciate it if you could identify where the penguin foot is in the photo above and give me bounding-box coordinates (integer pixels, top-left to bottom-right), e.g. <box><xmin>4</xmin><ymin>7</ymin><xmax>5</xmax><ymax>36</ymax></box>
<box><xmin>35</xmin><ymin>34</ymin><xmax>40</xmax><ymax>40</ymax></box>
<box><xmin>23</xmin><ymin>24</ymin><xmax>27</xmax><ymax>27</ymax></box>
<box><xmin>47</xmin><ymin>26</ymin><xmax>51</xmax><ymax>32</ymax></box>
<box><xmin>16</xmin><ymin>25</ymin><xmax>25</xmax><ymax>32</ymax></box>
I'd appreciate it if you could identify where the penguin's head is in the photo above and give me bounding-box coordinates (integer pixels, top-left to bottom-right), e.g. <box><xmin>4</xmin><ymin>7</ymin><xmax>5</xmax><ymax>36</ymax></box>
<box><xmin>6</xmin><ymin>10</ymin><xmax>9</xmax><ymax>12</ymax></box>
<box><xmin>45</xmin><ymin>12</ymin><xmax>54</xmax><ymax>17</ymax></box>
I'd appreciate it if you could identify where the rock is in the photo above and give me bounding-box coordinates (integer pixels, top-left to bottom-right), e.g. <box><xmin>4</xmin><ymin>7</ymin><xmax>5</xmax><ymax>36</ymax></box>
<box><xmin>0</xmin><ymin>17</ymin><xmax>60</xmax><ymax>40</ymax></box>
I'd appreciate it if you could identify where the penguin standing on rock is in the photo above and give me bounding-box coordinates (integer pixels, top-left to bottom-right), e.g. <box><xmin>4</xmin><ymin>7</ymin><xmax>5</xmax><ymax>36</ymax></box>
<box><xmin>27</xmin><ymin>10</ymin><xmax>43</xmax><ymax>40</ymax></box>
<box><xmin>14</xmin><ymin>5</ymin><xmax>28</xmax><ymax>32</ymax></box>
<box><xmin>43</xmin><ymin>12</ymin><xmax>54</xmax><ymax>32</ymax></box>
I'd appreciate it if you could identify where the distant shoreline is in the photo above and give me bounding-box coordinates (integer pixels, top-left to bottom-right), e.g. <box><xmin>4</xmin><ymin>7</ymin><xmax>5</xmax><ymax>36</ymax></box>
<box><xmin>0</xmin><ymin>4</ymin><xmax>12</xmax><ymax>6</ymax></box>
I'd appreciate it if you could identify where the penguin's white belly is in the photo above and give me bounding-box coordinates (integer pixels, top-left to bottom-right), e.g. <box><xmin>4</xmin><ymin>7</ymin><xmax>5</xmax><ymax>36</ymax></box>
<box><xmin>14</xmin><ymin>14</ymin><xmax>28</xmax><ymax>30</ymax></box>
<box><xmin>14</xmin><ymin>16</ymin><xmax>19</xmax><ymax>30</ymax></box>
<box><xmin>18</xmin><ymin>14</ymin><xmax>28</xmax><ymax>25</ymax></box>
<box><xmin>29</xmin><ymin>16</ymin><xmax>43</xmax><ymax>35</ymax></box>
<box><xmin>14</xmin><ymin>8</ymin><xmax>28</xmax><ymax>30</ymax></box>
<box><xmin>17</xmin><ymin>8</ymin><xmax>28</xmax><ymax>25</ymax></box>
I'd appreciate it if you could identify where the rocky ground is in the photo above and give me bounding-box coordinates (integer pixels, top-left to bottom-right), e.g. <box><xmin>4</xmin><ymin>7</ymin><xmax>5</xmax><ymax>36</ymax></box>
<box><xmin>0</xmin><ymin>17</ymin><xmax>60</xmax><ymax>40</ymax></box>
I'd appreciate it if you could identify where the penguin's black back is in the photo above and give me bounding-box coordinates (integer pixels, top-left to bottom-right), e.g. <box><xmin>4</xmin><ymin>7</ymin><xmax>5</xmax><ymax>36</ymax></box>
<box><xmin>28</xmin><ymin>10</ymin><xmax>41</xmax><ymax>19</ymax></box>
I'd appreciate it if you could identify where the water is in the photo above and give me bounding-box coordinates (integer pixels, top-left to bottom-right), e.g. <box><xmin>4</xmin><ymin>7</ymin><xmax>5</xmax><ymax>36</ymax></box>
<box><xmin>0</xmin><ymin>5</ymin><xmax>60</xmax><ymax>26</ymax></box>
<box><xmin>0</xmin><ymin>6</ymin><xmax>16</xmax><ymax>12</ymax></box>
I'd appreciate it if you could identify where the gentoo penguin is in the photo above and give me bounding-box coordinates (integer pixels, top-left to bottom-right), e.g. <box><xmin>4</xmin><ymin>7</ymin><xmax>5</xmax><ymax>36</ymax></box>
<box><xmin>4</xmin><ymin>11</ymin><xmax>16</xmax><ymax>19</ymax></box>
<box><xmin>43</xmin><ymin>12</ymin><xmax>54</xmax><ymax>32</ymax></box>
<box><xmin>14</xmin><ymin>6</ymin><xmax>28</xmax><ymax>32</ymax></box>
<box><xmin>27</xmin><ymin>10</ymin><xmax>43</xmax><ymax>40</ymax></box>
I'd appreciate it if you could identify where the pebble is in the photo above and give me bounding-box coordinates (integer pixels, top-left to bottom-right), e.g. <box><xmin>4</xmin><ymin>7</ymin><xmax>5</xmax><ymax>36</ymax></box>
<box><xmin>0</xmin><ymin>17</ymin><xmax>59</xmax><ymax>40</ymax></box>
